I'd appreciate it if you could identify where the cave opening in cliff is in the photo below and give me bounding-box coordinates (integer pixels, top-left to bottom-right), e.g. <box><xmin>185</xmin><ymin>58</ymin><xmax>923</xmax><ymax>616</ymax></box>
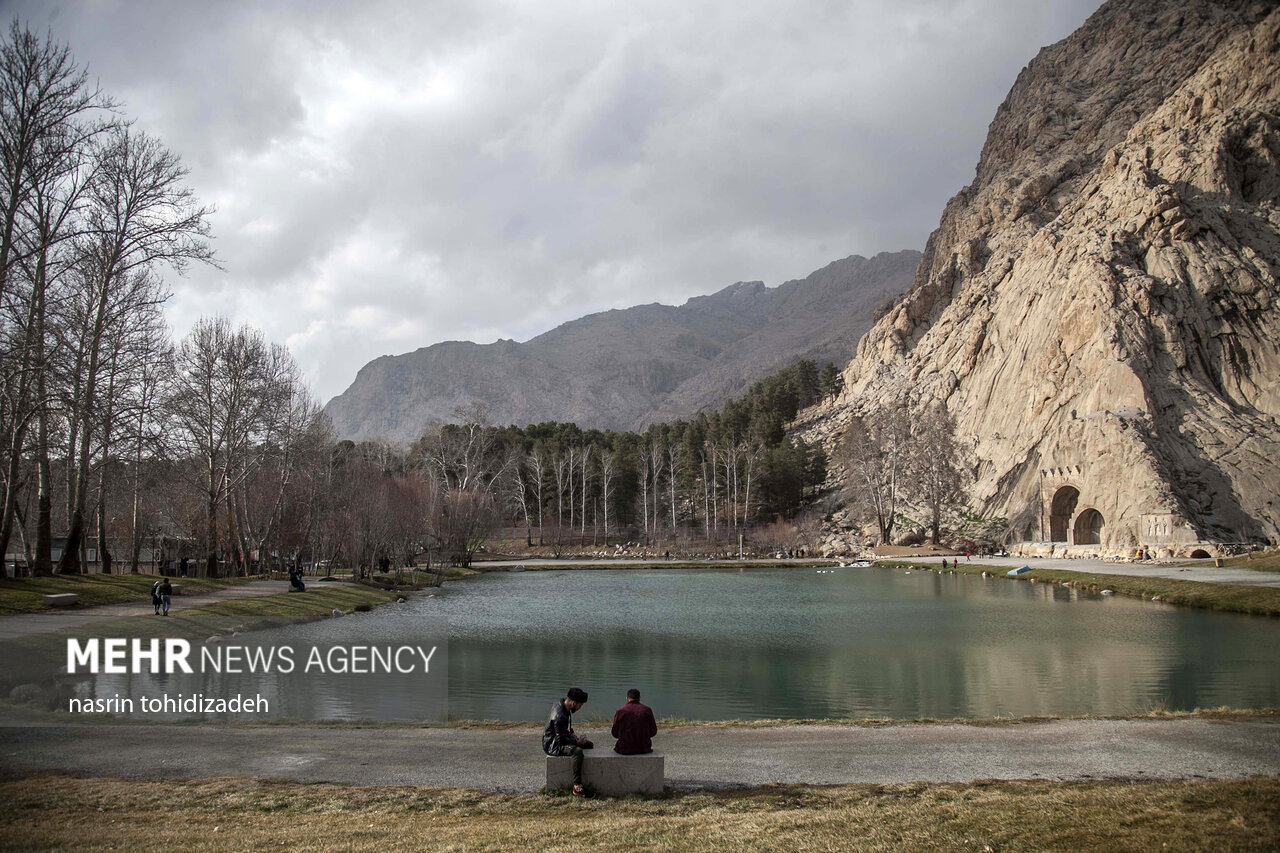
<box><xmin>1049</xmin><ymin>486</ymin><xmax>1080</xmax><ymax>542</ymax></box>
<box><xmin>1074</xmin><ymin>508</ymin><xmax>1104</xmax><ymax>545</ymax></box>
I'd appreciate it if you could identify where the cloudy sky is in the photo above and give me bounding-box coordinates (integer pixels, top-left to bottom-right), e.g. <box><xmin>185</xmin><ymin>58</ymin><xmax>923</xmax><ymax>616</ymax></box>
<box><xmin>8</xmin><ymin>0</ymin><xmax>1100</xmax><ymax>403</ymax></box>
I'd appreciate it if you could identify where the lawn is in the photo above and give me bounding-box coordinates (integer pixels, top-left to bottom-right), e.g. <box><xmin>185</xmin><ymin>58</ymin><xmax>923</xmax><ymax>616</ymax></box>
<box><xmin>0</xmin><ymin>572</ymin><xmax>257</xmax><ymax>615</ymax></box>
<box><xmin>1</xmin><ymin>774</ymin><xmax>1277</xmax><ymax>852</ymax></box>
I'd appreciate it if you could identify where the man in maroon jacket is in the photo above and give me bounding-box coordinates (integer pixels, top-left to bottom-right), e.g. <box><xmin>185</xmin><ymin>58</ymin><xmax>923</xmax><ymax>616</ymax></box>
<box><xmin>611</xmin><ymin>688</ymin><xmax>658</xmax><ymax>754</ymax></box>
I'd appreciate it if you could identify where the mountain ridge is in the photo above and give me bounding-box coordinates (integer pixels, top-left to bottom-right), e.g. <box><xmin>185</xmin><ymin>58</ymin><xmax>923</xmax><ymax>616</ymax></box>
<box><xmin>325</xmin><ymin>249</ymin><xmax>919</xmax><ymax>441</ymax></box>
<box><xmin>803</xmin><ymin>0</ymin><xmax>1280</xmax><ymax>553</ymax></box>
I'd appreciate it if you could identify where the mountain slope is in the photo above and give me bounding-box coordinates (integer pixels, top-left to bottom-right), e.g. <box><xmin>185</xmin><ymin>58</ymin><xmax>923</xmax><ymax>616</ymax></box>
<box><xmin>807</xmin><ymin>0</ymin><xmax>1280</xmax><ymax>552</ymax></box>
<box><xmin>325</xmin><ymin>250</ymin><xmax>918</xmax><ymax>442</ymax></box>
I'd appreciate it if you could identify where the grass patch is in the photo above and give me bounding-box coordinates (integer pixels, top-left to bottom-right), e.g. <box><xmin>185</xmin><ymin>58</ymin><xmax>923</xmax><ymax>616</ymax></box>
<box><xmin>885</xmin><ymin>561</ymin><xmax>1280</xmax><ymax>617</ymax></box>
<box><xmin>0</xmin><ymin>573</ymin><xmax>255</xmax><ymax>615</ymax></box>
<box><xmin>1193</xmin><ymin>549</ymin><xmax>1280</xmax><ymax>573</ymax></box>
<box><xmin>0</xmin><ymin>584</ymin><xmax>398</xmax><ymax>689</ymax></box>
<box><xmin>2</xmin><ymin>774</ymin><xmax>1277</xmax><ymax>852</ymax></box>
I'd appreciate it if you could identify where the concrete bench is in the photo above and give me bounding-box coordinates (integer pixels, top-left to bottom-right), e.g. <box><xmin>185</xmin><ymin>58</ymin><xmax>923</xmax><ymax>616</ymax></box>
<box><xmin>43</xmin><ymin>594</ymin><xmax>78</xmax><ymax>606</ymax></box>
<box><xmin>546</xmin><ymin>750</ymin><xmax>664</xmax><ymax>796</ymax></box>
<box><xmin>169</xmin><ymin>584</ymin><xmax>183</xmax><ymax>596</ymax></box>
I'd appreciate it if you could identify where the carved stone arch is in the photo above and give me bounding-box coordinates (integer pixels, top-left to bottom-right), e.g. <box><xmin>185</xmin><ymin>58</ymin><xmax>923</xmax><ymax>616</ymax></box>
<box><xmin>1049</xmin><ymin>485</ymin><xmax>1081</xmax><ymax>542</ymax></box>
<box><xmin>1074</xmin><ymin>508</ymin><xmax>1104</xmax><ymax>546</ymax></box>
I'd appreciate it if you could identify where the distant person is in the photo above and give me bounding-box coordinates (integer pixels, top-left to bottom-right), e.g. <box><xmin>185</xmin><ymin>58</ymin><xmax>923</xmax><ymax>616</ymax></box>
<box><xmin>151</xmin><ymin>579</ymin><xmax>162</xmax><ymax>615</ymax></box>
<box><xmin>179</xmin><ymin>556</ymin><xmax>189</xmax><ymax>578</ymax></box>
<box><xmin>289</xmin><ymin>565</ymin><xmax>306</xmax><ymax>592</ymax></box>
<box><xmin>543</xmin><ymin>687</ymin><xmax>593</xmax><ymax>796</ymax></box>
<box><xmin>611</xmin><ymin>688</ymin><xmax>658</xmax><ymax>755</ymax></box>
<box><xmin>158</xmin><ymin>578</ymin><xmax>173</xmax><ymax>616</ymax></box>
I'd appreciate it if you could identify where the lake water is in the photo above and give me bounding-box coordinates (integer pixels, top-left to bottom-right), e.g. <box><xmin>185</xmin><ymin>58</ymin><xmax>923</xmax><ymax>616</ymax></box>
<box><xmin>235</xmin><ymin>565</ymin><xmax>1280</xmax><ymax>722</ymax></box>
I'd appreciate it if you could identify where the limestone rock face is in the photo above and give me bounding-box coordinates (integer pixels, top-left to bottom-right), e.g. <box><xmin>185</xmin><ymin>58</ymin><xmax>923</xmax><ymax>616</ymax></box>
<box><xmin>812</xmin><ymin>0</ymin><xmax>1280</xmax><ymax>551</ymax></box>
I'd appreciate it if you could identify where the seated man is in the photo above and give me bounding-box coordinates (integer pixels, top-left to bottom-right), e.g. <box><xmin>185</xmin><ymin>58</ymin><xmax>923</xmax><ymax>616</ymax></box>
<box><xmin>611</xmin><ymin>688</ymin><xmax>657</xmax><ymax>754</ymax></box>
<box><xmin>542</xmin><ymin>687</ymin><xmax>593</xmax><ymax>795</ymax></box>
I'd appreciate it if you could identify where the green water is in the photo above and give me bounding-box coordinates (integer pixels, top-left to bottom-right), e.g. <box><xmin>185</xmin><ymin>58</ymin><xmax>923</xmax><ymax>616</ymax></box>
<box><xmin>107</xmin><ymin>565</ymin><xmax>1277</xmax><ymax>723</ymax></box>
<box><xmin>417</xmin><ymin>565</ymin><xmax>1280</xmax><ymax>721</ymax></box>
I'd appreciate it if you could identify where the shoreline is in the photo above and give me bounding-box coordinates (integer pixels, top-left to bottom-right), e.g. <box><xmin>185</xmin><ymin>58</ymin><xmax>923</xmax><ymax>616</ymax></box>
<box><xmin>3</xmin><ymin>715</ymin><xmax>1277</xmax><ymax>790</ymax></box>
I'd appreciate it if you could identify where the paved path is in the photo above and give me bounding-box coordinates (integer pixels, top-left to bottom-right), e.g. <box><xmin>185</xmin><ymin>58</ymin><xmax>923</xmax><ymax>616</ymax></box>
<box><xmin>0</xmin><ymin>581</ymin><xmax>298</xmax><ymax>641</ymax></box>
<box><xmin>0</xmin><ymin>718</ymin><xmax>1275</xmax><ymax>791</ymax></box>
<box><xmin>904</xmin><ymin>555</ymin><xmax>1280</xmax><ymax>588</ymax></box>
<box><xmin>478</xmin><ymin>556</ymin><xmax>1280</xmax><ymax>588</ymax></box>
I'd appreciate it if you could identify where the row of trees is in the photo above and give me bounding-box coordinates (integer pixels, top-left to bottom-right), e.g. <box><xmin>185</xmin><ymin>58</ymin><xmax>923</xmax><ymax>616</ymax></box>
<box><xmin>0</xmin><ymin>22</ymin><xmax>977</xmax><ymax>578</ymax></box>
<box><xmin>0</xmin><ymin>22</ymin><xmax>222</xmax><ymax>575</ymax></box>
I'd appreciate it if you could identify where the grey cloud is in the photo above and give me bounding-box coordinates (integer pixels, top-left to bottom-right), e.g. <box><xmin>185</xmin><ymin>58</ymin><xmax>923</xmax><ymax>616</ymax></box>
<box><xmin>4</xmin><ymin>0</ymin><xmax>1103</xmax><ymax>401</ymax></box>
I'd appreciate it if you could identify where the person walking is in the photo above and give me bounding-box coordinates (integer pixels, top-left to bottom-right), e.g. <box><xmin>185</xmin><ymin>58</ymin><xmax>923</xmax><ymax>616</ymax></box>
<box><xmin>151</xmin><ymin>580</ymin><xmax>162</xmax><ymax>615</ymax></box>
<box><xmin>158</xmin><ymin>578</ymin><xmax>173</xmax><ymax>616</ymax></box>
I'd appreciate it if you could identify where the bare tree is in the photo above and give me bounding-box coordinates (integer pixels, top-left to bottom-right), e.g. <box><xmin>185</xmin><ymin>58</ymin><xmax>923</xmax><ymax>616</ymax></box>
<box><xmin>527</xmin><ymin>445</ymin><xmax>546</xmax><ymax>545</ymax></box>
<box><xmin>838</xmin><ymin>406</ymin><xmax>912</xmax><ymax>545</ymax></box>
<box><xmin>0</xmin><ymin>21</ymin><xmax>113</xmax><ymax>307</ymax></box>
<box><xmin>649</xmin><ymin>441</ymin><xmax>664</xmax><ymax>540</ymax></box>
<box><xmin>666</xmin><ymin>443</ymin><xmax>681</xmax><ymax>532</ymax></box>
<box><xmin>637</xmin><ymin>446</ymin><xmax>649</xmax><ymax>540</ymax></box>
<box><xmin>579</xmin><ymin>443</ymin><xmax>591</xmax><ymax>540</ymax></box>
<box><xmin>165</xmin><ymin>319</ymin><xmax>290</xmax><ymax>577</ymax></box>
<box><xmin>912</xmin><ymin>404</ymin><xmax>972</xmax><ymax>544</ymax></box>
<box><xmin>239</xmin><ymin>362</ymin><xmax>322</xmax><ymax>573</ymax></box>
<box><xmin>503</xmin><ymin>446</ymin><xmax>533</xmax><ymax>546</ymax></box>
<box><xmin>553</xmin><ymin>448</ymin><xmax>568</xmax><ymax>550</ymax></box>
<box><xmin>414</xmin><ymin>405</ymin><xmax>509</xmax><ymax>496</ymax></box>
<box><xmin>433</xmin><ymin>487</ymin><xmax>499</xmax><ymax>567</ymax></box>
<box><xmin>599</xmin><ymin>448</ymin><xmax>615</xmax><ymax>541</ymax></box>
<box><xmin>56</xmin><ymin>126</ymin><xmax>213</xmax><ymax>573</ymax></box>
<box><xmin>0</xmin><ymin>21</ymin><xmax>114</xmax><ymax>572</ymax></box>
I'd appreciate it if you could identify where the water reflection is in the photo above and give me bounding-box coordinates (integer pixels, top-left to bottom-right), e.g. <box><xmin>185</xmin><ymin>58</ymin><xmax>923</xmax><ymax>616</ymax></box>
<box><xmin>91</xmin><ymin>566</ymin><xmax>1280</xmax><ymax>722</ymax></box>
<box><xmin>412</xmin><ymin>566</ymin><xmax>1280</xmax><ymax>721</ymax></box>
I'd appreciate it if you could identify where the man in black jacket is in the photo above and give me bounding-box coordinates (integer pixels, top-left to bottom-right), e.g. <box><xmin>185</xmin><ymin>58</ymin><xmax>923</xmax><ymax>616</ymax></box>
<box><xmin>542</xmin><ymin>687</ymin><xmax>593</xmax><ymax>795</ymax></box>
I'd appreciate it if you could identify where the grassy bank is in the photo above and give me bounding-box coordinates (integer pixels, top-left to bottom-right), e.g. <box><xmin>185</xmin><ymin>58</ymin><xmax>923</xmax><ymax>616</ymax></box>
<box><xmin>2</xmin><ymin>774</ymin><xmax>1277</xmax><ymax>852</ymax></box>
<box><xmin>0</xmin><ymin>583</ymin><xmax>398</xmax><ymax>689</ymax></box>
<box><xmin>0</xmin><ymin>572</ymin><xmax>255</xmax><ymax>615</ymax></box>
<box><xmin>889</xmin><ymin>561</ymin><xmax>1280</xmax><ymax>617</ymax></box>
<box><xmin>476</xmin><ymin>560</ymin><xmax>815</xmax><ymax>573</ymax></box>
<box><xmin>1205</xmin><ymin>549</ymin><xmax>1280</xmax><ymax>573</ymax></box>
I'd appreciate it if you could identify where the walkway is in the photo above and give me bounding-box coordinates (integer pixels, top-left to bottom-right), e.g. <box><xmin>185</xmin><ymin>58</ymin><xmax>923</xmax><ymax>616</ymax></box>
<box><xmin>1</xmin><ymin>718</ymin><xmax>1275</xmax><ymax>791</ymax></box>
<box><xmin>904</xmin><ymin>555</ymin><xmax>1280</xmax><ymax>588</ymax></box>
<box><xmin>477</xmin><ymin>556</ymin><xmax>1280</xmax><ymax>588</ymax></box>
<box><xmin>0</xmin><ymin>581</ymin><xmax>297</xmax><ymax>641</ymax></box>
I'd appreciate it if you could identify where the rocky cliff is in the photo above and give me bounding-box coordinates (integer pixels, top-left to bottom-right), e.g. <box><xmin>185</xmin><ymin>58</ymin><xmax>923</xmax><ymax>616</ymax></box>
<box><xmin>805</xmin><ymin>0</ymin><xmax>1280</xmax><ymax>553</ymax></box>
<box><xmin>325</xmin><ymin>250</ymin><xmax>918</xmax><ymax>442</ymax></box>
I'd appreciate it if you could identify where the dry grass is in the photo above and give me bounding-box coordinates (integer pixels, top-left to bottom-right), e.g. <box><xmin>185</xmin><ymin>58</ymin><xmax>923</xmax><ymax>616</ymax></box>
<box><xmin>0</xmin><ymin>573</ymin><xmax>254</xmax><ymax>615</ymax></box>
<box><xmin>1207</xmin><ymin>549</ymin><xmax>1280</xmax><ymax>573</ymax></box>
<box><xmin>1</xmin><ymin>774</ymin><xmax>1277</xmax><ymax>852</ymax></box>
<box><xmin>0</xmin><ymin>584</ymin><xmax>398</xmax><ymax>690</ymax></box>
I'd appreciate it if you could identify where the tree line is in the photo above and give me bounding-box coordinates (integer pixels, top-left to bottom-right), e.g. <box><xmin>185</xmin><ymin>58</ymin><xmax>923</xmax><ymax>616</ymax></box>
<box><xmin>0</xmin><ymin>22</ymin><xmax>978</xmax><ymax>580</ymax></box>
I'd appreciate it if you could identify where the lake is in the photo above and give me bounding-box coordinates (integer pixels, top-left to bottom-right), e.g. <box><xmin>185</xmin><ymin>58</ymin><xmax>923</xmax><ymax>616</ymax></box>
<box><xmin>228</xmin><ymin>565</ymin><xmax>1280</xmax><ymax>722</ymax></box>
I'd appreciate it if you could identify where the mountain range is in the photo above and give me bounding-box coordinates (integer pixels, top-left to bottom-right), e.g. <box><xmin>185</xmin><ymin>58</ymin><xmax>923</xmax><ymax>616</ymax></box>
<box><xmin>325</xmin><ymin>250</ymin><xmax>918</xmax><ymax>441</ymax></box>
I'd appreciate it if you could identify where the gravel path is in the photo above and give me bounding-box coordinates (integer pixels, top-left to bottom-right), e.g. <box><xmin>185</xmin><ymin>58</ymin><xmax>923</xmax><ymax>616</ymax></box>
<box><xmin>1</xmin><ymin>718</ymin><xmax>1276</xmax><ymax>792</ymax></box>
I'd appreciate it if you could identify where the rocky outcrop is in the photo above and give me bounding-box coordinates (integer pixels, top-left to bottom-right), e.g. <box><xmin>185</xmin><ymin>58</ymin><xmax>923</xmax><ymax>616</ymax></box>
<box><xmin>326</xmin><ymin>251</ymin><xmax>917</xmax><ymax>442</ymax></box>
<box><xmin>807</xmin><ymin>0</ymin><xmax>1280</xmax><ymax>552</ymax></box>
